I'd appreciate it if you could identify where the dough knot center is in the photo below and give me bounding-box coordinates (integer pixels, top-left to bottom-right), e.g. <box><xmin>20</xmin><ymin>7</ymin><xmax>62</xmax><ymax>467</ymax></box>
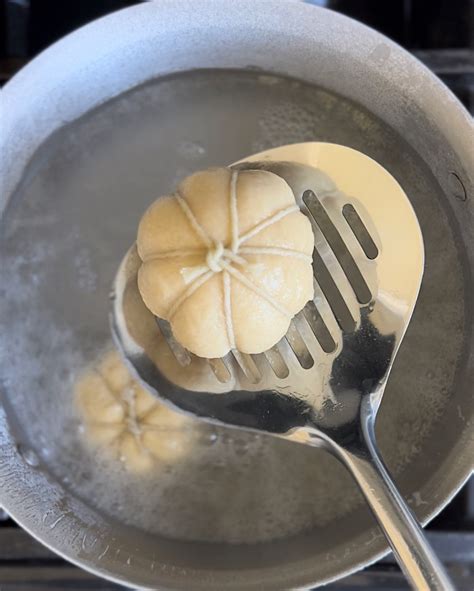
<box><xmin>206</xmin><ymin>242</ymin><xmax>245</xmax><ymax>273</ymax></box>
<box><xmin>206</xmin><ymin>241</ymin><xmax>226</xmax><ymax>272</ymax></box>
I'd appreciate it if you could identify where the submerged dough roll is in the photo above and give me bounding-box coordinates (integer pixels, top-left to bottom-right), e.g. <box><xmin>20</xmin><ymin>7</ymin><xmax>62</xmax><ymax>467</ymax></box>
<box><xmin>137</xmin><ymin>167</ymin><xmax>314</xmax><ymax>358</ymax></box>
<box><xmin>75</xmin><ymin>350</ymin><xmax>194</xmax><ymax>473</ymax></box>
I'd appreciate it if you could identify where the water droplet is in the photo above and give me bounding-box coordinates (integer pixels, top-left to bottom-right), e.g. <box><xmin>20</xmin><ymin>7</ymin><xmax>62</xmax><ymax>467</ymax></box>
<box><xmin>202</xmin><ymin>431</ymin><xmax>218</xmax><ymax>446</ymax></box>
<box><xmin>17</xmin><ymin>445</ymin><xmax>40</xmax><ymax>467</ymax></box>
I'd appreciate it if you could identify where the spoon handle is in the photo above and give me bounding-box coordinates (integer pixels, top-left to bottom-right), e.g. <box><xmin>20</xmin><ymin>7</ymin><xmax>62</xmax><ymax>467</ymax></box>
<box><xmin>333</xmin><ymin>416</ymin><xmax>454</xmax><ymax>591</ymax></box>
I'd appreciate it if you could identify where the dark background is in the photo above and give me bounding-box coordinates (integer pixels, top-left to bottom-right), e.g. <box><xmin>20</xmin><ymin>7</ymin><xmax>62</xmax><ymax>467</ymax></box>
<box><xmin>1</xmin><ymin>0</ymin><xmax>472</xmax><ymax>108</ymax></box>
<box><xmin>0</xmin><ymin>1</ymin><xmax>473</xmax><ymax>589</ymax></box>
<box><xmin>1</xmin><ymin>0</ymin><xmax>472</xmax><ymax>53</ymax></box>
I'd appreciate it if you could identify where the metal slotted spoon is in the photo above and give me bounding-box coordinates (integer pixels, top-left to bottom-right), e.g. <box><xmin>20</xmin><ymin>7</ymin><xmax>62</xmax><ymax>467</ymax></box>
<box><xmin>111</xmin><ymin>142</ymin><xmax>453</xmax><ymax>590</ymax></box>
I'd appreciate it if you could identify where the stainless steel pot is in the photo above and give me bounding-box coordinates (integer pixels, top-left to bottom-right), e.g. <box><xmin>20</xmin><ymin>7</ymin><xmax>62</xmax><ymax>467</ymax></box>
<box><xmin>0</xmin><ymin>1</ymin><xmax>472</xmax><ymax>590</ymax></box>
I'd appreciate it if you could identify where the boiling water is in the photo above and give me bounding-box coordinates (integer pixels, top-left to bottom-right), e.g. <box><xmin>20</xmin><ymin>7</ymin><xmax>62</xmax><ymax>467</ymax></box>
<box><xmin>0</xmin><ymin>70</ymin><xmax>464</xmax><ymax>544</ymax></box>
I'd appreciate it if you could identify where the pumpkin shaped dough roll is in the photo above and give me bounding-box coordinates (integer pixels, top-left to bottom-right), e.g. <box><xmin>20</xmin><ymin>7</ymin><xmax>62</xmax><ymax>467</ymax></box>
<box><xmin>137</xmin><ymin>167</ymin><xmax>314</xmax><ymax>358</ymax></box>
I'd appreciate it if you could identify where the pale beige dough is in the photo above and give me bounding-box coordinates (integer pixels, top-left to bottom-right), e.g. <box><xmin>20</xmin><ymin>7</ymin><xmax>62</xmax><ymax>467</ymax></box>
<box><xmin>75</xmin><ymin>350</ymin><xmax>195</xmax><ymax>473</ymax></box>
<box><xmin>137</xmin><ymin>167</ymin><xmax>314</xmax><ymax>358</ymax></box>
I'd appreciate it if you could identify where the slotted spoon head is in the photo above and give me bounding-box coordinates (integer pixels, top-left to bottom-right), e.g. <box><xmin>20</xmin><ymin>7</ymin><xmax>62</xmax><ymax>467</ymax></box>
<box><xmin>111</xmin><ymin>143</ymin><xmax>424</xmax><ymax>442</ymax></box>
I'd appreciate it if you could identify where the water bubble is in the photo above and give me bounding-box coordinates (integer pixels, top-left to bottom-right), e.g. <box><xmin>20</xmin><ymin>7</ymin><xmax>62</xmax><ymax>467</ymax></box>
<box><xmin>220</xmin><ymin>433</ymin><xmax>234</xmax><ymax>445</ymax></box>
<box><xmin>178</xmin><ymin>141</ymin><xmax>206</xmax><ymax>159</ymax></box>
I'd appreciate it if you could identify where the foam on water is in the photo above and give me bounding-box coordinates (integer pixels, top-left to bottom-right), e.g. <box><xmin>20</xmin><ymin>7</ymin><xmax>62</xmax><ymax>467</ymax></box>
<box><xmin>0</xmin><ymin>70</ymin><xmax>464</xmax><ymax>544</ymax></box>
<box><xmin>61</xmin><ymin>418</ymin><xmax>358</xmax><ymax>543</ymax></box>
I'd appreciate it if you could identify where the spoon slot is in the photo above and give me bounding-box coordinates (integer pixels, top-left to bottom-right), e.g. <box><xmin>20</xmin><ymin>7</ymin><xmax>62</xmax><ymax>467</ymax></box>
<box><xmin>207</xmin><ymin>358</ymin><xmax>232</xmax><ymax>383</ymax></box>
<box><xmin>231</xmin><ymin>351</ymin><xmax>261</xmax><ymax>383</ymax></box>
<box><xmin>311</xmin><ymin>249</ymin><xmax>356</xmax><ymax>334</ymax></box>
<box><xmin>263</xmin><ymin>345</ymin><xmax>290</xmax><ymax>379</ymax></box>
<box><xmin>342</xmin><ymin>203</ymin><xmax>379</xmax><ymax>260</ymax></box>
<box><xmin>155</xmin><ymin>318</ymin><xmax>192</xmax><ymax>366</ymax></box>
<box><xmin>302</xmin><ymin>301</ymin><xmax>337</xmax><ymax>353</ymax></box>
<box><xmin>285</xmin><ymin>322</ymin><xmax>314</xmax><ymax>369</ymax></box>
<box><xmin>303</xmin><ymin>190</ymin><xmax>372</xmax><ymax>305</ymax></box>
